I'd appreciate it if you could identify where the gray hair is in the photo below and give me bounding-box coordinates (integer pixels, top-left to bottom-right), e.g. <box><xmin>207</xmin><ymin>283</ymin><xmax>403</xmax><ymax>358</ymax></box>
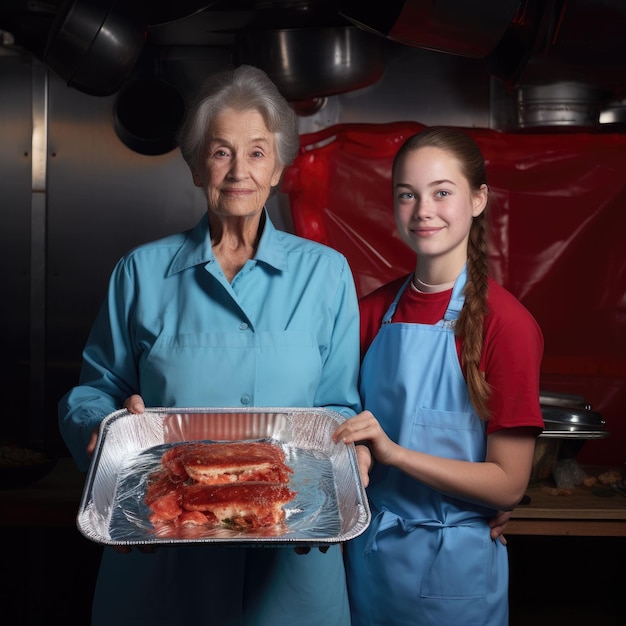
<box><xmin>177</xmin><ymin>64</ymin><xmax>300</xmax><ymax>171</ymax></box>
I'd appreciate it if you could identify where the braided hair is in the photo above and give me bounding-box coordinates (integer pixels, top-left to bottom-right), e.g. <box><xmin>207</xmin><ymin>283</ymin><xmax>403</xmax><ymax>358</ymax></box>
<box><xmin>392</xmin><ymin>127</ymin><xmax>491</xmax><ymax>420</ymax></box>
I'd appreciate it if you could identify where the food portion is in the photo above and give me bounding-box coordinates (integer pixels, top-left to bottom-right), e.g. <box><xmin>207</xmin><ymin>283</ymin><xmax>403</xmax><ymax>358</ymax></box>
<box><xmin>161</xmin><ymin>441</ymin><xmax>293</xmax><ymax>485</ymax></box>
<box><xmin>182</xmin><ymin>482</ymin><xmax>296</xmax><ymax>528</ymax></box>
<box><xmin>145</xmin><ymin>441</ymin><xmax>296</xmax><ymax>531</ymax></box>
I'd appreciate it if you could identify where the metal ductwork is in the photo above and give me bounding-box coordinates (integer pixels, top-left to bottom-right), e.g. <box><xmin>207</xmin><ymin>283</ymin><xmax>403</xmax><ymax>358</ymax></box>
<box><xmin>44</xmin><ymin>0</ymin><xmax>147</xmax><ymax>97</ymax></box>
<box><xmin>337</xmin><ymin>0</ymin><xmax>521</xmax><ymax>59</ymax></box>
<box><xmin>5</xmin><ymin>0</ymin><xmax>626</xmax><ymax>137</ymax></box>
<box><xmin>338</xmin><ymin>1</ymin><xmax>626</xmax><ymax>92</ymax></box>
<box><xmin>42</xmin><ymin>0</ymin><xmax>218</xmax><ymax>97</ymax></box>
<box><xmin>337</xmin><ymin>0</ymin><xmax>626</xmax><ymax>130</ymax></box>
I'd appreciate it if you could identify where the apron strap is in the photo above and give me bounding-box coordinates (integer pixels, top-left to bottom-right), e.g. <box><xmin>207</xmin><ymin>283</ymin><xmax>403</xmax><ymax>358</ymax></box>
<box><xmin>366</xmin><ymin>507</ymin><xmax>483</xmax><ymax>553</ymax></box>
<box><xmin>382</xmin><ymin>275</ymin><xmax>412</xmax><ymax>324</ymax></box>
<box><xmin>382</xmin><ymin>265</ymin><xmax>467</xmax><ymax>327</ymax></box>
<box><xmin>443</xmin><ymin>265</ymin><xmax>467</xmax><ymax>323</ymax></box>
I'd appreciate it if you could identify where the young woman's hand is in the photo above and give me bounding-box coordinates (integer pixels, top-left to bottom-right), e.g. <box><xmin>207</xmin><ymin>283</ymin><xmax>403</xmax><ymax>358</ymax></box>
<box><xmin>333</xmin><ymin>411</ymin><xmax>400</xmax><ymax>468</ymax></box>
<box><xmin>489</xmin><ymin>509</ymin><xmax>512</xmax><ymax>544</ymax></box>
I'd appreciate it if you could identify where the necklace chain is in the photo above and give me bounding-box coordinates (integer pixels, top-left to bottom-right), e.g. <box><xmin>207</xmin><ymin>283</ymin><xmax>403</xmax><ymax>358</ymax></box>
<box><xmin>412</xmin><ymin>275</ymin><xmax>455</xmax><ymax>293</ymax></box>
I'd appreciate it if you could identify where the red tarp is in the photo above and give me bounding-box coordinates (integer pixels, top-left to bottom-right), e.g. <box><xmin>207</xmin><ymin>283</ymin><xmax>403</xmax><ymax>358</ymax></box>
<box><xmin>283</xmin><ymin>122</ymin><xmax>626</xmax><ymax>466</ymax></box>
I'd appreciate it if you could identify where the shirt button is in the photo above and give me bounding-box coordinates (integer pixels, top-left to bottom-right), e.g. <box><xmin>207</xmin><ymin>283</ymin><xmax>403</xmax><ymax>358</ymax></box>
<box><xmin>240</xmin><ymin>394</ymin><xmax>251</xmax><ymax>405</ymax></box>
<box><xmin>239</xmin><ymin>323</ymin><xmax>248</xmax><ymax>330</ymax></box>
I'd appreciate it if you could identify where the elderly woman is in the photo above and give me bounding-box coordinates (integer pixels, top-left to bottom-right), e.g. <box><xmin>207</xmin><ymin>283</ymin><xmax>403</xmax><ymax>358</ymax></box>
<box><xmin>59</xmin><ymin>64</ymin><xmax>360</xmax><ymax>626</ymax></box>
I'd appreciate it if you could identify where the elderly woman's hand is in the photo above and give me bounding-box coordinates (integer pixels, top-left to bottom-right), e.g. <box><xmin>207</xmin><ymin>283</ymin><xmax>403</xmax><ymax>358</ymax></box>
<box><xmin>124</xmin><ymin>394</ymin><xmax>146</xmax><ymax>414</ymax></box>
<box><xmin>85</xmin><ymin>394</ymin><xmax>145</xmax><ymax>458</ymax></box>
<box><xmin>86</xmin><ymin>426</ymin><xmax>99</xmax><ymax>459</ymax></box>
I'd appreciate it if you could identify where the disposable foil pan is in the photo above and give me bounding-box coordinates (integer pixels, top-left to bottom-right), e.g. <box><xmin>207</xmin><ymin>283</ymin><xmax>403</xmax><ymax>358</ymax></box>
<box><xmin>77</xmin><ymin>407</ymin><xmax>371</xmax><ymax>547</ymax></box>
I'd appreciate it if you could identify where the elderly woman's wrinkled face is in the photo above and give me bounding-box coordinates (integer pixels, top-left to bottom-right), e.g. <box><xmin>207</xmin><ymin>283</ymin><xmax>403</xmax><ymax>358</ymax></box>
<box><xmin>192</xmin><ymin>107</ymin><xmax>284</xmax><ymax>219</ymax></box>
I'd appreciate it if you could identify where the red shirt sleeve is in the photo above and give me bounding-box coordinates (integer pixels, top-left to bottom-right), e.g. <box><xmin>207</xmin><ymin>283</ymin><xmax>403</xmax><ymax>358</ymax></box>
<box><xmin>480</xmin><ymin>281</ymin><xmax>544</xmax><ymax>434</ymax></box>
<box><xmin>358</xmin><ymin>276</ymin><xmax>544</xmax><ymax>433</ymax></box>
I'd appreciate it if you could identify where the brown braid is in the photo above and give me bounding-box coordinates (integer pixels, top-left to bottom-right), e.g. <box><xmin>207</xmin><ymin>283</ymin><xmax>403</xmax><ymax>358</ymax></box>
<box><xmin>393</xmin><ymin>127</ymin><xmax>492</xmax><ymax>420</ymax></box>
<box><xmin>456</xmin><ymin>212</ymin><xmax>491</xmax><ymax>420</ymax></box>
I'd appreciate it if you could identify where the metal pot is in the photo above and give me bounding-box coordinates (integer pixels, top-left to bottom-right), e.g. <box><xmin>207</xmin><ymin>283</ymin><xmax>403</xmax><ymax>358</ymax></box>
<box><xmin>515</xmin><ymin>82</ymin><xmax>605</xmax><ymax>131</ymax></box>
<box><xmin>235</xmin><ymin>25</ymin><xmax>386</xmax><ymax>102</ymax></box>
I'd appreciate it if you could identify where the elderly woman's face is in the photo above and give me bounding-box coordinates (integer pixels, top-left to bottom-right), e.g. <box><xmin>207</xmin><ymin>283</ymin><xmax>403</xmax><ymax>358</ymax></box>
<box><xmin>192</xmin><ymin>107</ymin><xmax>284</xmax><ymax>218</ymax></box>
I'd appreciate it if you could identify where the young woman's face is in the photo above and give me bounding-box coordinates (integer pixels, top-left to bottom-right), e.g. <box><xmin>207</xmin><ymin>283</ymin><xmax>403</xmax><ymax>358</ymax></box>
<box><xmin>393</xmin><ymin>146</ymin><xmax>487</xmax><ymax>263</ymax></box>
<box><xmin>192</xmin><ymin>108</ymin><xmax>284</xmax><ymax>219</ymax></box>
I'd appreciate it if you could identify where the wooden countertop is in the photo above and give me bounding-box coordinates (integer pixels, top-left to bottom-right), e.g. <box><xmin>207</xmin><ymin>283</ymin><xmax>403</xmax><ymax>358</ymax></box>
<box><xmin>509</xmin><ymin>466</ymin><xmax>626</xmax><ymax>536</ymax></box>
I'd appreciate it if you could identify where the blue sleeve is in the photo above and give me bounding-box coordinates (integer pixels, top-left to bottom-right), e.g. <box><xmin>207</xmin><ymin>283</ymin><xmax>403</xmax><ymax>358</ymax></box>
<box><xmin>58</xmin><ymin>257</ymin><xmax>140</xmax><ymax>470</ymax></box>
<box><xmin>314</xmin><ymin>256</ymin><xmax>362</xmax><ymax>419</ymax></box>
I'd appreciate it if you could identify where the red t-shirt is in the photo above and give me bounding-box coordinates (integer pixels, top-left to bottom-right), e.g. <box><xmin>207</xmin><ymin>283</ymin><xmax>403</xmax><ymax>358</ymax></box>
<box><xmin>359</xmin><ymin>275</ymin><xmax>545</xmax><ymax>435</ymax></box>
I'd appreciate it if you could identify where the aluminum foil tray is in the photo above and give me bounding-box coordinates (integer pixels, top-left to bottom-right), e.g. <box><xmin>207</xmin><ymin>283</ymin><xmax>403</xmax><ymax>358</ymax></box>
<box><xmin>77</xmin><ymin>407</ymin><xmax>371</xmax><ymax>547</ymax></box>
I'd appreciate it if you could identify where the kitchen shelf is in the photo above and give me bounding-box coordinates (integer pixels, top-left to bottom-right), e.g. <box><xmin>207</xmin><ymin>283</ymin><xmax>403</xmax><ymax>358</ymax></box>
<box><xmin>509</xmin><ymin>466</ymin><xmax>626</xmax><ymax>537</ymax></box>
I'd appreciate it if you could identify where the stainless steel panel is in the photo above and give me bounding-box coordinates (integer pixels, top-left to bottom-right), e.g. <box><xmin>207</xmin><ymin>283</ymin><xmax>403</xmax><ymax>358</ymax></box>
<box><xmin>0</xmin><ymin>50</ymin><xmax>35</xmax><ymax>446</ymax></box>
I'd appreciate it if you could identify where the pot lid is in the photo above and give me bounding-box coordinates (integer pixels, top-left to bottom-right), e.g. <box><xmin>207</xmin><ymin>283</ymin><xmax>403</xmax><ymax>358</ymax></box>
<box><xmin>539</xmin><ymin>390</ymin><xmax>606</xmax><ymax>436</ymax></box>
<box><xmin>540</xmin><ymin>404</ymin><xmax>607</xmax><ymax>441</ymax></box>
<box><xmin>540</xmin><ymin>405</ymin><xmax>606</xmax><ymax>429</ymax></box>
<box><xmin>539</xmin><ymin>390</ymin><xmax>590</xmax><ymax>410</ymax></box>
<box><xmin>539</xmin><ymin>430</ymin><xmax>609</xmax><ymax>440</ymax></box>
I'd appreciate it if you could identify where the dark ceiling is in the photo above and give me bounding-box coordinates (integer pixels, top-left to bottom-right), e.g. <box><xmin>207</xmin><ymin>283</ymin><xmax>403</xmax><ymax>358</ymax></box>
<box><xmin>1</xmin><ymin>0</ymin><xmax>626</xmax><ymax>104</ymax></box>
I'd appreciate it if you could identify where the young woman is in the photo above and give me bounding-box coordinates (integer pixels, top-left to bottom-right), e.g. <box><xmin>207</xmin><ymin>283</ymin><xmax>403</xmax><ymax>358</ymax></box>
<box><xmin>334</xmin><ymin>126</ymin><xmax>544</xmax><ymax>626</ymax></box>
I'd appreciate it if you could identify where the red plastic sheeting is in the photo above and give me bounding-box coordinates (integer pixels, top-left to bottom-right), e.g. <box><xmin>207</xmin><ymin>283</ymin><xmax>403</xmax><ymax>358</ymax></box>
<box><xmin>283</xmin><ymin>122</ymin><xmax>626</xmax><ymax>466</ymax></box>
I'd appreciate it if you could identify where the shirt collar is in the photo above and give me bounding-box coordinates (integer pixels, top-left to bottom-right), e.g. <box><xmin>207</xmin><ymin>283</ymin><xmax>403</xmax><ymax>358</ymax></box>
<box><xmin>168</xmin><ymin>208</ymin><xmax>289</xmax><ymax>276</ymax></box>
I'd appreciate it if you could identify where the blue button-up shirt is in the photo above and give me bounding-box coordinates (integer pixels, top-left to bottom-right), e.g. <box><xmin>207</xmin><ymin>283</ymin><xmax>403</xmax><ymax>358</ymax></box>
<box><xmin>59</xmin><ymin>211</ymin><xmax>361</xmax><ymax>470</ymax></box>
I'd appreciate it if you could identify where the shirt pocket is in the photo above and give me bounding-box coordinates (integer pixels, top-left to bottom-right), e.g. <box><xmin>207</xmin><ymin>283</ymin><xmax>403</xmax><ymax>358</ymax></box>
<box><xmin>140</xmin><ymin>331</ymin><xmax>322</xmax><ymax>406</ymax></box>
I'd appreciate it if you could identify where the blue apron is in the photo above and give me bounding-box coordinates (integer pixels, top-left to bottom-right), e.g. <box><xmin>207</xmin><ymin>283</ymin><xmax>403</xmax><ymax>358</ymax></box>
<box><xmin>345</xmin><ymin>268</ymin><xmax>508</xmax><ymax>626</ymax></box>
